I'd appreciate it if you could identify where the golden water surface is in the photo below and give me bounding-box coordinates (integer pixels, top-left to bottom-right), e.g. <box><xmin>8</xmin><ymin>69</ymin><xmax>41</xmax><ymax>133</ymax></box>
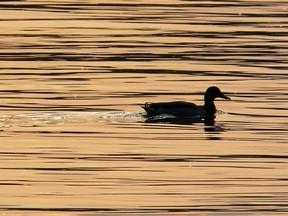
<box><xmin>0</xmin><ymin>0</ymin><xmax>287</xmax><ymax>215</ymax></box>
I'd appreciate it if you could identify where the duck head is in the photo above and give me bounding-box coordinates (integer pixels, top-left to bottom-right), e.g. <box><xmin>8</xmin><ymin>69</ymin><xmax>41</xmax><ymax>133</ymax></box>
<box><xmin>204</xmin><ymin>86</ymin><xmax>230</xmax><ymax>103</ymax></box>
<box><xmin>204</xmin><ymin>86</ymin><xmax>230</xmax><ymax>115</ymax></box>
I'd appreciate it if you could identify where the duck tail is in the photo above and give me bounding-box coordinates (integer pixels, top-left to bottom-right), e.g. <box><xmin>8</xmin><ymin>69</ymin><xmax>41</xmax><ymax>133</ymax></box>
<box><xmin>142</xmin><ymin>103</ymin><xmax>156</xmax><ymax>115</ymax></box>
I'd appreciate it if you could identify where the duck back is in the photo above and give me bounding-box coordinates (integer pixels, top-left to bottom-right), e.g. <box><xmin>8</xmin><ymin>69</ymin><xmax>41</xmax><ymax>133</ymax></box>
<box><xmin>142</xmin><ymin>101</ymin><xmax>204</xmax><ymax>117</ymax></box>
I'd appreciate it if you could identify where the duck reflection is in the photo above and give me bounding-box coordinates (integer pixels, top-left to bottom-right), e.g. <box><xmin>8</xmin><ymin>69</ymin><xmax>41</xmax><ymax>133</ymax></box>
<box><xmin>144</xmin><ymin>114</ymin><xmax>225</xmax><ymax>132</ymax></box>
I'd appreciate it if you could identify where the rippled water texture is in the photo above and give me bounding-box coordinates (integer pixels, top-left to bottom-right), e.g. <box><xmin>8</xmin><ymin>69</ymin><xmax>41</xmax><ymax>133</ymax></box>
<box><xmin>0</xmin><ymin>0</ymin><xmax>287</xmax><ymax>215</ymax></box>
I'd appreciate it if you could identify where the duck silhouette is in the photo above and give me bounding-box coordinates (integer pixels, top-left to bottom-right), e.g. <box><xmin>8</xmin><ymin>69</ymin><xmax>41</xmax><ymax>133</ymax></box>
<box><xmin>142</xmin><ymin>86</ymin><xmax>230</xmax><ymax>118</ymax></box>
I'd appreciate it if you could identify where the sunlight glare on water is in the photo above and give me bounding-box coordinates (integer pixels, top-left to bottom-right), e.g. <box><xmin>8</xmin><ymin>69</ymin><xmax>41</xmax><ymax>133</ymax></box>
<box><xmin>0</xmin><ymin>0</ymin><xmax>287</xmax><ymax>215</ymax></box>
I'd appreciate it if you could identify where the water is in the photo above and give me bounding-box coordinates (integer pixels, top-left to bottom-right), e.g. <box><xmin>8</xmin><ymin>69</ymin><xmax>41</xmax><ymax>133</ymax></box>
<box><xmin>0</xmin><ymin>0</ymin><xmax>287</xmax><ymax>215</ymax></box>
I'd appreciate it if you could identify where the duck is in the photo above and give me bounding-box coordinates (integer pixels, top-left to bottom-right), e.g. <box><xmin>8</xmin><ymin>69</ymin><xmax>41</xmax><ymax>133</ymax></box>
<box><xmin>142</xmin><ymin>86</ymin><xmax>230</xmax><ymax>118</ymax></box>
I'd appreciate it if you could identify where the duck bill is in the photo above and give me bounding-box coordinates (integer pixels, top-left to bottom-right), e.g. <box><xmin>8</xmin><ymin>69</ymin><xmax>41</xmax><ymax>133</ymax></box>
<box><xmin>220</xmin><ymin>93</ymin><xmax>231</xmax><ymax>100</ymax></box>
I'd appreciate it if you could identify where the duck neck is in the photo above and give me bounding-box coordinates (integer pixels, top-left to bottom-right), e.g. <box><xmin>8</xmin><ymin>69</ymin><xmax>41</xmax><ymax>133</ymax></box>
<box><xmin>204</xmin><ymin>97</ymin><xmax>216</xmax><ymax>115</ymax></box>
